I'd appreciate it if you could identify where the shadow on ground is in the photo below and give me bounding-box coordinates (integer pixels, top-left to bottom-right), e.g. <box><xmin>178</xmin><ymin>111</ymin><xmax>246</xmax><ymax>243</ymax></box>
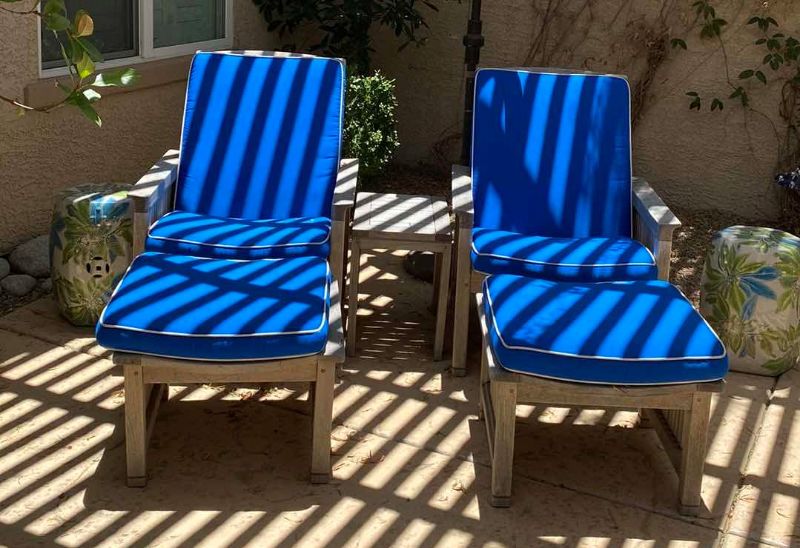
<box><xmin>0</xmin><ymin>250</ymin><xmax>796</xmax><ymax>546</ymax></box>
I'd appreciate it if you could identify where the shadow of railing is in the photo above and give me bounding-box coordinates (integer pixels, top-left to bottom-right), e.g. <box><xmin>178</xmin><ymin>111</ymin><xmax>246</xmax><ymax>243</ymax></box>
<box><xmin>0</xmin><ymin>251</ymin><xmax>795</xmax><ymax>546</ymax></box>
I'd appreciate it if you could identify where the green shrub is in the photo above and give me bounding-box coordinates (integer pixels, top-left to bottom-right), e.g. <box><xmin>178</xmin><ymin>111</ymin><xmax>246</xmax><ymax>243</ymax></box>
<box><xmin>344</xmin><ymin>72</ymin><xmax>400</xmax><ymax>177</ymax></box>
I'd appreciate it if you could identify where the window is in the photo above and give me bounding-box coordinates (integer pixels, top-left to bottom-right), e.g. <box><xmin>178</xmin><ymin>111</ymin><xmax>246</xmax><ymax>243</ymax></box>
<box><xmin>40</xmin><ymin>0</ymin><xmax>232</xmax><ymax>74</ymax></box>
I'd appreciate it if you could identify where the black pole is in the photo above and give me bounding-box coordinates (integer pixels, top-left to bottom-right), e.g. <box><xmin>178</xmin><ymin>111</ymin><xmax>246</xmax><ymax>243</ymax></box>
<box><xmin>460</xmin><ymin>0</ymin><xmax>484</xmax><ymax>166</ymax></box>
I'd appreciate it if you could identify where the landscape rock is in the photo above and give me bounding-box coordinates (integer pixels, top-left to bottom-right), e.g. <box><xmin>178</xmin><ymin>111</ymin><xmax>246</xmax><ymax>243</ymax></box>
<box><xmin>1</xmin><ymin>274</ymin><xmax>37</xmax><ymax>297</ymax></box>
<box><xmin>40</xmin><ymin>277</ymin><xmax>53</xmax><ymax>292</ymax></box>
<box><xmin>0</xmin><ymin>258</ymin><xmax>9</xmax><ymax>281</ymax></box>
<box><xmin>9</xmin><ymin>235</ymin><xmax>50</xmax><ymax>278</ymax></box>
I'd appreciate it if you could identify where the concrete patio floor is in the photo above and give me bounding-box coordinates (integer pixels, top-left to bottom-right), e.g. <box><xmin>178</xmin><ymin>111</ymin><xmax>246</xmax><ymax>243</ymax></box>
<box><xmin>0</xmin><ymin>250</ymin><xmax>797</xmax><ymax>547</ymax></box>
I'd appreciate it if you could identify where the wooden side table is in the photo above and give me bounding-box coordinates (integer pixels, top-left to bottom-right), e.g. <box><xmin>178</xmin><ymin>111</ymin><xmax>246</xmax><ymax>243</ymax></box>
<box><xmin>347</xmin><ymin>192</ymin><xmax>453</xmax><ymax>360</ymax></box>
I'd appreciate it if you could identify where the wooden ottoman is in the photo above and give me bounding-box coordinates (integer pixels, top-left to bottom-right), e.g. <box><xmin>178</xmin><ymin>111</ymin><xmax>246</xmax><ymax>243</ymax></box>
<box><xmin>477</xmin><ymin>275</ymin><xmax>728</xmax><ymax>515</ymax></box>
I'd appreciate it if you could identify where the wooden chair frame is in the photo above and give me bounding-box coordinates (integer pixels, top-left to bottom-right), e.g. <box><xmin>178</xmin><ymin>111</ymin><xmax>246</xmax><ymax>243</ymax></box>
<box><xmin>451</xmin><ymin>164</ymin><xmax>682</xmax><ymax>376</ymax></box>
<box><xmin>117</xmin><ymin>280</ymin><xmax>345</xmax><ymax>486</ymax></box>
<box><xmin>476</xmin><ymin>293</ymin><xmax>721</xmax><ymax>515</ymax></box>
<box><xmin>118</xmin><ymin>150</ymin><xmax>356</xmax><ymax>486</ymax></box>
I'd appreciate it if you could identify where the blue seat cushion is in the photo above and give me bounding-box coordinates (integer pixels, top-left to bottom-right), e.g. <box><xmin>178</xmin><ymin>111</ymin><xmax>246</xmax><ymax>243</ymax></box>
<box><xmin>471</xmin><ymin>228</ymin><xmax>657</xmax><ymax>282</ymax></box>
<box><xmin>483</xmin><ymin>275</ymin><xmax>728</xmax><ymax>385</ymax></box>
<box><xmin>96</xmin><ymin>253</ymin><xmax>330</xmax><ymax>361</ymax></box>
<box><xmin>145</xmin><ymin>210</ymin><xmax>331</xmax><ymax>260</ymax></box>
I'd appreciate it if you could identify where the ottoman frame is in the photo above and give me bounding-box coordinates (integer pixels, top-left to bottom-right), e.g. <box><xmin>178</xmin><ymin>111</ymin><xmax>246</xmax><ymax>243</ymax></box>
<box><xmin>476</xmin><ymin>293</ymin><xmax>722</xmax><ymax>515</ymax></box>
<box><xmin>116</xmin><ymin>280</ymin><xmax>345</xmax><ymax>487</ymax></box>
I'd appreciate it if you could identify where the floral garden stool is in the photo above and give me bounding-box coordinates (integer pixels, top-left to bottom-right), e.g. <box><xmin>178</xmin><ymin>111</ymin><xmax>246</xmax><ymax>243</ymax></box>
<box><xmin>701</xmin><ymin>226</ymin><xmax>800</xmax><ymax>376</ymax></box>
<box><xmin>50</xmin><ymin>183</ymin><xmax>133</xmax><ymax>326</ymax></box>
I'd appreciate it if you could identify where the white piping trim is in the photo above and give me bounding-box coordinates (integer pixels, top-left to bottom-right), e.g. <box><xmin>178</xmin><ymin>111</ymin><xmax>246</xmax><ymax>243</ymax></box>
<box><xmin>147</xmin><ymin>213</ymin><xmax>331</xmax><ymax>249</ymax></box>
<box><xmin>98</xmin><ymin>256</ymin><xmax>330</xmax><ymax>338</ymax></box>
<box><xmin>483</xmin><ymin>278</ymin><xmax>728</xmax><ymax>362</ymax></box>
<box><xmin>491</xmin><ymin>348</ymin><xmax>725</xmax><ymax>386</ymax></box>
<box><xmin>470</xmin><ymin>67</ymin><xmax>634</xmax><ymax>237</ymax></box>
<box><xmin>174</xmin><ymin>51</ymin><xmax>346</xmax><ymax>216</ymax></box>
<box><xmin>471</xmin><ymin>240</ymin><xmax>656</xmax><ymax>268</ymax></box>
<box><xmin>147</xmin><ymin>232</ymin><xmax>330</xmax><ymax>249</ymax></box>
<box><xmin>99</xmin><ymin>346</ymin><xmax>323</xmax><ymax>363</ymax></box>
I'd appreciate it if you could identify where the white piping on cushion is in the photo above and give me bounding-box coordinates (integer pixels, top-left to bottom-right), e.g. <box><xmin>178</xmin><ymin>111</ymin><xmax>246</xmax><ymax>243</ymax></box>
<box><xmin>99</xmin><ymin>258</ymin><xmax>330</xmax><ymax>338</ymax></box>
<box><xmin>488</xmin><ymin>340</ymin><xmax>725</xmax><ymax>386</ymax></box>
<box><xmin>483</xmin><ymin>278</ymin><xmax>727</xmax><ymax>362</ymax></box>
<box><xmin>471</xmin><ymin>240</ymin><xmax>656</xmax><ymax>268</ymax></box>
<box><xmin>147</xmin><ymin>215</ymin><xmax>331</xmax><ymax>249</ymax></box>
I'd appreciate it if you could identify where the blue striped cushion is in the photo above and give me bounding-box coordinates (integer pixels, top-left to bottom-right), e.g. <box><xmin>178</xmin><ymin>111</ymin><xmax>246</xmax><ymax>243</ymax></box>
<box><xmin>484</xmin><ymin>275</ymin><xmax>728</xmax><ymax>385</ymax></box>
<box><xmin>146</xmin><ymin>210</ymin><xmax>330</xmax><ymax>260</ymax></box>
<box><xmin>96</xmin><ymin>253</ymin><xmax>330</xmax><ymax>361</ymax></box>
<box><xmin>471</xmin><ymin>227</ymin><xmax>657</xmax><ymax>282</ymax></box>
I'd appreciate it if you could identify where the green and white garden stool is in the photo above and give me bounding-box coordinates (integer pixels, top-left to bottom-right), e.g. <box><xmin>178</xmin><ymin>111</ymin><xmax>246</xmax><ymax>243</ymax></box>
<box><xmin>50</xmin><ymin>183</ymin><xmax>133</xmax><ymax>326</ymax></box>
<box><xmin>701</xmin><ymin>225</ymin><xmax>800</xmax><ymax>376</ymax></box>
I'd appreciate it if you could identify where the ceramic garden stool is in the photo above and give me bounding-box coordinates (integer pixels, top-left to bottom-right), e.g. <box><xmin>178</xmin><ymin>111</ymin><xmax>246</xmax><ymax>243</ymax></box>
<box><xmin>50</xmin><ymin>183</ymin><xmax>133</xmax><ymax>326</ymax></box>
<box><xmin>477</xmin><ymin>275</ymin><xmax>728</xmax><ymax>515</ymax></box>
<box><xmin>701</xmin><ymin>225</ymin><xmax>800</xmax><ymax>376</ymax></box>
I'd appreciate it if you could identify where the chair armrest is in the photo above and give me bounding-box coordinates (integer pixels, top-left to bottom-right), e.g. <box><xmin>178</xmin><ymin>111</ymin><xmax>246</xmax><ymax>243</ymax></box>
<box><xmin>632</xmin><ymin>177</ymin><xmax>681</xmax><ymax>240</ymax></box>
<box><xmin>333</xmin><ymin>158</ymin><xmax>358</xmax><ymax>221</ymax></box>
<box><xmin>129</xmin><ymin>149</ymin><xmax>179</xmax><ymax>255</ymax></box>
<box><xmin>632</xmin><ymin>176</ymin><xmax>681</xmax><ymax>281</ymax></box>
<box><xmin>452</xmin><ymin>164</ymin><xmax>474</xmax><ymax>229</ymax></box>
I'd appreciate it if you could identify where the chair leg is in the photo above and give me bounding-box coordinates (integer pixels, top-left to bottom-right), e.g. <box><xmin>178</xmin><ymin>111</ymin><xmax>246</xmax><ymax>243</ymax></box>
<box><xmin>311</xmin><ymin>360</ymin><xmax>335</xmax><ymax>483</ymax></box>
<box><xmin>124</xmin><ymin>363</ymin><xmax>148</xmax><ymax>487</ymax></box>
<box><xmin>451</xmin><ymin>226</ymin><xmax>471</xmax><ymax>376</ymax></box>
<box><xmin>346</xmin><ymin>239</ymin><xmax>361</xmax><ymax>357</ymax></box>
<box><xmin>678</xmin><ymin>392</ymin><xmax>711</xmax><ymax>515</ymax></box>
<box><xmin>490</xmin><ymin>381</ymin><xmax>517</xmax><ymax>507</ymax></box>
<box><xmin>433</xmin><ymin>248</ymin><xmax>451</xmax><ymax>361</ymax></box>
<box><xmin>478</xmin><ymin>337</ymin><xmax>489</xmax><ymax>420</ymax></box>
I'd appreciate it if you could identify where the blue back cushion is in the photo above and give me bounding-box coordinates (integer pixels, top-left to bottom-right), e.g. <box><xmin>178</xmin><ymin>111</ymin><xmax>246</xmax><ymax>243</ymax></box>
<box><xmin>472</xmin><ymin>69</ymin><xmax>632</xmax><ymax>238</ymax></box>
<box><xmin>175</xmin><ymin>52</ymin><xmax>345</xmax><ymax>220</ymax></box>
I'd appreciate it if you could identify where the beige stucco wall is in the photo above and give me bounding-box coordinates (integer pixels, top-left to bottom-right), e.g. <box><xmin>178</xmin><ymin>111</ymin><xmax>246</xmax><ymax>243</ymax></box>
<box><xmin>0</xmin><ymin>1</ymin><xmax>274</xmax><ymax>253</ymax></box>
<box><xmin>0</xmin><ymin>0</ymin><xmax>796</xmax><ymax>251</ymax></box>
<box><xmin>370</xmin><ymin>0</ymin><xmax>795</xmax><ymax>220</ymax></box>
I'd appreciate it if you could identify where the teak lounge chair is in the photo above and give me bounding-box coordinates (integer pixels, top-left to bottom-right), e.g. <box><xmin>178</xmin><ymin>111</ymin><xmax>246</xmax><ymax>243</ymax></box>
<box><xmin>458</xmin><ymin>69</ymin><xmax>728</xmax><ymax>515</ymax></box>
<box><xmin>451</xmin><ymin>68</ymin><xmax>681</xmax><ymax>376</ymax></box>
<box><xmin>95</xmin><ymin>51</ymin><xmax>356</xmax><ymax>486</ymax></box>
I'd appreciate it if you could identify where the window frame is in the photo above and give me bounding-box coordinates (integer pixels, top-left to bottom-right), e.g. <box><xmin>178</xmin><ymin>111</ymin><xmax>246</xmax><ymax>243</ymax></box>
<box><xmin>39</xmin><ymin>0</ymin><xmax>233</xmax><ymax>77</ymax></box>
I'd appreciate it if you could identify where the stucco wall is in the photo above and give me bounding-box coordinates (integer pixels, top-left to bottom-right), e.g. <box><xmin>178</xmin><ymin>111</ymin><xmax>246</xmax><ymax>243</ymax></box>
<box><xmin>370</xmin><ymin>0</ymin><xmax>795</xmax><ymax>220</ymax></box>
<box><xmin>0</xmin><ymin>1</ymin><xmax>274</xmax><ymax>253</ymax></box>
<box><xmin>0</xmin><ymin>1</ymin><xmax>796</xmax><ymax>252</ymax></box>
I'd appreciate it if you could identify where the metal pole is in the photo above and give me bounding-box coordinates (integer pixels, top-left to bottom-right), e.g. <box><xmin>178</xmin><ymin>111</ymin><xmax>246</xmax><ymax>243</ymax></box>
<box><xmin>460</xmin><ymin>0</ymin><xmax>484</xmax><ymax>166</ymax></box>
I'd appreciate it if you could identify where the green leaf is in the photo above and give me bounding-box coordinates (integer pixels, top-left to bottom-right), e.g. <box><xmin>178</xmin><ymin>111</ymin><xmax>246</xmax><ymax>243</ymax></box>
<box><xmin>43</xmin><ymin>12</ymin><xmax>71</xmax><ymax>31</ymax></box>
<box><xmin>76</xmin><ymin>37</ymin><xmax>103</xmax><ymax>62</ymax></box>
<box><xmin>711</xmin><ymin>98</ymin><xmax>724</xmax><ymax>111</ymax></box>
<box><xmin>75</xmin><ymin>52</ymin><xmax>94</xmax><ymax>79</ymax></box>
<box><xmin>686</xmin><ymin>91</ymin><xmax>699</xmax><ymax>97</ymax></box>
<box><xmin>755</xmin><ymin>70</ymin><xmax>767</xmax><ymax>84</ymax></box>
<box><xmin>739</xmin><ymin>69</ymin><xmax>754</xmax><ymax>79</ymax></box>
<box><xmin>66</xmin><ymin>91</ymin><xmax>101</xmax><ymax>126</ymax></box>
<box><xmin>671</xmin><ymin>38</ymin><xmax>687</xmax><ymax>50</ymax></box>
<box><xmin>92</xmin><ymin>68</ymin><xmax>139</xmax><ymax>87</ymax></box>
<box><xmin>42</xmin><ymin>0</ymin><xmax>65</xmax><ymax>15</ymax></box>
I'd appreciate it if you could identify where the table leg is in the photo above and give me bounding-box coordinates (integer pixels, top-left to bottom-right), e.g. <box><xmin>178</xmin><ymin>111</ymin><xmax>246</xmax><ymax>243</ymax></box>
<box><xmin>433</xmin><ymin>247</ymin><xmax>451</xmax><ymax>361</ymax></box>
<box><xmin>346</xmin><ymin>239</ymin><xmax>361</xmax><ymax>357</ymax></box>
